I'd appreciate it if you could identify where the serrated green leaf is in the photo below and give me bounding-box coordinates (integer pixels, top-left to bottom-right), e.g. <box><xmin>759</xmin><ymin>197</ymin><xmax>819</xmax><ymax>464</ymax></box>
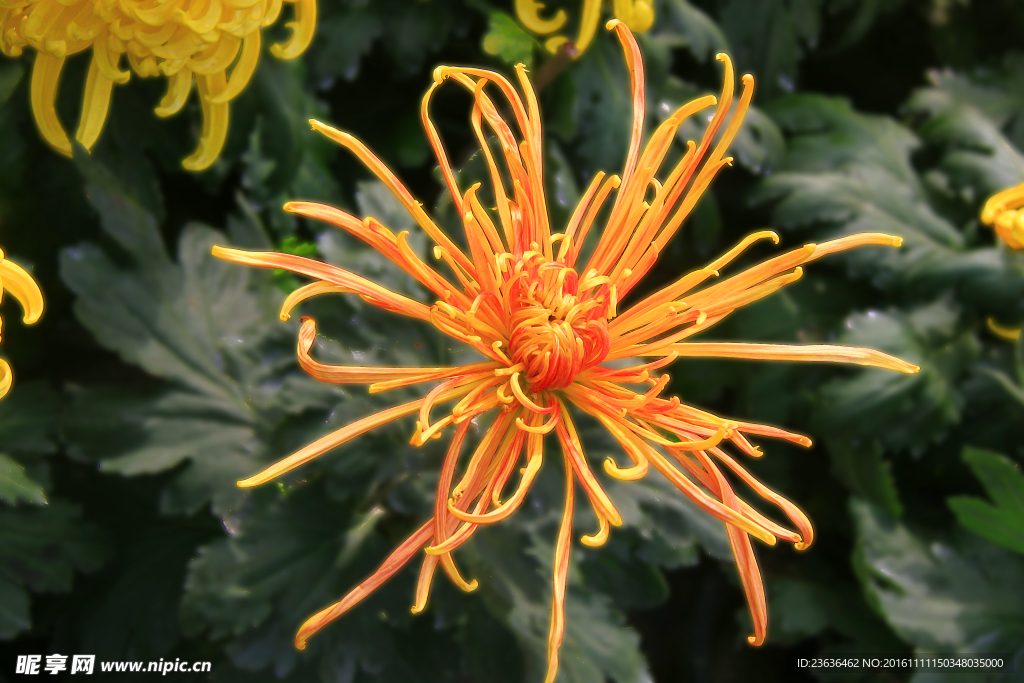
<box><xmin>827</xmin><ymin>438</ymin><xmax>902</xmax><ymax>518</ymax></box>
<box><xmin>381</xmin><ymin>0</ymin><xmax>454</xmax><ymax>75</ymax></box>
<box><xmin>572</xmin><ymin>31</ymin><xmax>634</xmax><ymax>174</ymax></box>
<box><xmin>482</xmin><ymin>11</ymin><xmax>535</xmax><ymax>68</ymax></box>
<box><xmin>310</xmin><ymin>8</ymin><xmax>383</xmax><ymax>84</ymax></box>
<box><xmin>758</xmin><ymin>93</ymin><xmax>1024</xmax><ymax>310</ymax></box>
<box><xmin>0</xmin><ymin>576</ymin><xmax>30</xmax><ymax>639</ymax></box>
<box><xmin>0</xmin><ymin>502</ymin><xmax>106</xmax><ymax>637</ymax></box>
<box><xmin>0</xmin><ymin>454</ymin><xmax>46</xmax><ymax>505</ymax></box>
<box><xmin>663</xmin><ymin>77</ymin><xmax>786</xmax><ymax>174</ymax></box>
<box><xmin>852</xmin><ymin>499</ymin><xmax>1024</xmax><ymax>656</ymax></box>
<box><xmin>181</xmin><ymin>485</ymin><xmax>462</xmax><ymax>681</ymax></box>
<box><xmin>658</xmin><ymin>0</ymin><xmax>730</xmax><ymax>62</ymax></box>
<box><xmin>0</xmin><ymin>381</ymin><xmax>61</xmax><ymax>454</ymax></box>
<box><xmin>907</xmin><ymin>79</ymin><xmax>1024</xmax><ymax>199</ymax></box>
<box><xmin>470</xmin><ymin>524</ymin><xmax>651</xmax><ymax>683</ymax></box>
<box><xmin>768</xmin><ymin>577</ymin><xmax>829</xmax><ymax>639</ymax></box>
<box><xmin>69</xmin><ymin>523</ymin><xmax>215</xmax><ymax>660</ymax></box>
<box><xmin>719</xmin><ymin>0</ymin><xmax>813</xmax><ymax>98</ymax></box>
<box><xmin>816</xmin><ymin>305</ymin><xmax>977</xmax><ymax>452</ymax></box>
<box><xmin>948</xmin><ymin>447</ymin><xmax>1024</xmax><ymax>555</ymax></box>
<box><xmin>58</xmin><ymin>158</ymin><xmax>348</xmax><ymax>515</ymax></box>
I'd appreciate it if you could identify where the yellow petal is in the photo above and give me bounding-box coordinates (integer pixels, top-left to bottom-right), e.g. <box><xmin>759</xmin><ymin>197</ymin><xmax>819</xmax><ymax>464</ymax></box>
<box><xmin>0</xmin><ymin>257</ymin><xmax>45</xmax><ymax>324</ymax></box>
<box><xmin>613</xmin><ymin>0</ymin><xmax>655</xmax><ymax>33</ymax></box>
<box><xmin>154</xmin><ymin>68</ymin><xmax>193</xmax><ymax>117</ymax></box>
<box><xmin>574</xmin><ymin>0</ymin><xmax>602</xmax><ymax>52</ymax></box>
<box><xmin>0</xmin><ymin>358</ymin><xmax>11</xmax><ymax>400</ymax></box>
<box><xmin>29</xmin><ymin>51</ymin><xmax>71</xmax><ymax>157</ymax></box>
<box><xmin>514</xmin><ymin>0</ymin><xmax>566</xmax><ymax>35</ymax></box>
<box><xmin>76</xmin><ymin>54</ymin><xmax>115</xmax><ymax>150</ymax></box>
<box><xmin>269</xmin><ymin>0</ymin><xmax>315</xmax><ymax>60</ymax></box>
<box><xmin>209</xmin><ymin>31</ymin><xmax>260</xmax><ymax>103</ymax></box>
<box><xmin>181</xmin><ymin>73</ymin><xmax>229</xmax><ymax>171</ymax></box>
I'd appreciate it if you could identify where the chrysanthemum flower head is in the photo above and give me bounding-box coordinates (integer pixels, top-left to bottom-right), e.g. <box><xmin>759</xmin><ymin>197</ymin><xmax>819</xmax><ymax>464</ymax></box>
<box><xmin>517</xmin><ymin>0</ymin><xmax>653</xmax><ymax>55</ymax></box>
<box><xmin>0</xmin><ymin>245</ymin><xmax>44</xmax><ymax>399</ymax></box>
<box><xmin>213</xmin><ymin>20</ymin><xmax>918</xmax><ymax>680</ymax></box>
<box><xmin>981</xmin><ymin>182</ymin><xmax>1024</xmax><ymax>250</ymax></box>
<box><xmin>0</xmin><ymin>0</ymin><xmax>315</xmax><ymax>170</ymax></box>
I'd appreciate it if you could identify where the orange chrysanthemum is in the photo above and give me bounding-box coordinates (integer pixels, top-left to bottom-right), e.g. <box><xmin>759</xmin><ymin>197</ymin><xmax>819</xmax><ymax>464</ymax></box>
<box><xmin>213</xmin><ymin>21</ymin><xmax>918</xmax><ymax>681</ymax></box>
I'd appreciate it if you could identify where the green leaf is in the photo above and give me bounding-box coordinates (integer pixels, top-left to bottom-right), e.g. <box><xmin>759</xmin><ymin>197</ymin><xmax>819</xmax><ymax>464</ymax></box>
<box><xmin>719</xmin><ymin>0</ymin><xmax>817</xmax><ymax>98</ymax></box>
<box><xmin>482</xmin><ymin>11</ymin><xmax>535</xmax><ymax>68</ymax></box>
<box><xmin>948</xmin><ymin>447</ymin><xmax>1024</xmax><ymax>556</ymax></box>
<box><xmin>58</xmin><ymin>157</ymin><xmax>344</xmax><ymax>515</ymax></box>
<box><xmin>0</xmin><ymin>502</ymin><xmax>107</xmax><ymax>638</ymax></box>
<box><xmin>0</xmin><ymin>381</ymin><xmax>62</xmax><ymax>455</ymax></box>
<box><xmin>907</xmin><ymin>75</ymin><xmax>1024</xmax><ymax>200</ymax></box>
<box><xmin>979</xmin><ymin>367</ymin><xmax>1024</xmax><ymax>410</ymax></box>
<box><xmin>381</xmin><ymin>0</ymin><xmax>454</xmax><ymax>75</ymax></box>
<box><xmin>0</xmin><ymin>60</ymin><xmax>23</xmax><ymax>109</ymax></box>
<box><xmin>0</xmin><ymin>576</ymin><xmax>29</xmax><ymax>639</ymax></box>
<box><xmin>181</xmin><ymin>485</ymin><xmax>463</xmax><ymax>681</ymax></box>
<box><xmin>756</xmin><ymin>96</ymin><xmax>974</xmax><ymax>287</ymax></box>
<box><xmin>759</xmin><ymin>93</ymin><xmax>1024</xmax><ymax>309</ymax></box>
<box><xmin>826</xmin><ymin>438</ymin><xmax>902</xmax><ymax>518</ymax></box>
<box><xmin>852</xmin><ymin>499</ymin><xmax>1024</xmax><ymax>656</ymax></box>
<box><xmin>572</xmin><ymin>31</ymin><xmax>634</xmax><ymax>174</ymax></box>
<box><xmin>62</xmin><ymin>387</ymin><xmax>260</xmax><ymax>515</ymax></box>
<box><xmin>816</xmin><ymin>305</ymin><xmax>978</xmax><ymax>452</ymax></box>
<box><xmin>767</xmin><ymin>577</ymin><xmax>829</xmax><ymax>640</ymax></box>
<box><xmin>823</xmin><ymin>0</ymin><xmax>907</xmax><ymax>54</ymax></box>
<box><xmin>658</xmin><ymin>0</ymin><xmax>730</xmax><ymax>62</ymax></box>
<box><xmin>71</xmin><ymin>522</ymin><xmax>215</xmax><ymax>660</ymax></box>
<box><xmin>661</xmin><ymin>77</ymin><xmax>786</xmax><ymax>174</ymax></box>
<box><xmin>0</xmin><ymin>454</ymin><xmax>46</xmax><ymax>505</ymax></box>
<box><xmin>470</xmin><ymin>523</ymin><xmax>652</xmax><ymax>683</ymax></box>
<box><xmin>310</xmin><ymin>7</ymin><xmax>383</xmax><ymax>84</ymax></box>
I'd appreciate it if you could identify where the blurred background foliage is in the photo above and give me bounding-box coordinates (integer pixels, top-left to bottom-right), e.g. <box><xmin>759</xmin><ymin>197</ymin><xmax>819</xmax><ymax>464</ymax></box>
<box><xmin>1</xmin><ymin>0</ymin><xmax>1024</xmax><ymax>681</ymax></box>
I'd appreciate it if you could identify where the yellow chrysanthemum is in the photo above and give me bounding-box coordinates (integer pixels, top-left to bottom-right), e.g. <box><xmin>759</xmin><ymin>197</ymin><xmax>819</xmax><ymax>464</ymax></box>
<box><xmin>0</xmin><ymin>0</ymin><xmax>316</xmax><ymax>170</ymax></box>
<box><xmin>0</xmin><ymin>245</ymin><xmax>44</xmax><ymax>399</ymax></box>
<box><xmin>214</xmin><ymin>21</ymin><xmax>918</xmax><ymax>681</ymax></box>
<box><xmin>981</xmin><ymin>182</ymin><xmax>1024</xmax><ymax>250</ymax></box>
<box><xmin>517</xmin><ymin>0</ymin><xmax>653</xmax><ymax>55</ymax></box>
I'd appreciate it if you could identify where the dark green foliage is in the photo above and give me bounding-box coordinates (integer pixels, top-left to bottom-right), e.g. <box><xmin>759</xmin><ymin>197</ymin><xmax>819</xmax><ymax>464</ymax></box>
<box><xmin>948</xmin><ymin>447</ymin><xmax>1024</xmax><ymax>556</ymax></box>
<box><xmin>3</xmin><ymin>1</ymin><xmax>1024</xmax><ymax>681</ymax></box>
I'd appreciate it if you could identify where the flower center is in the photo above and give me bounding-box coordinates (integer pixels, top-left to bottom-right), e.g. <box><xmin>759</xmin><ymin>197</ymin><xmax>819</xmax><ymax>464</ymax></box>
<box><xmin>506</xmin><ymin>254</ymin><xmax>611</xmax><ymax>392</ymax></box>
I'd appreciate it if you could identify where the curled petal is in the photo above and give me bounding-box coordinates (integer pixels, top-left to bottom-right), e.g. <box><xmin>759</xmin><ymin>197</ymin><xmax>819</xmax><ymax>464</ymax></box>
<box><xmin>30</xmin><ymin>51</ymin><xmax>71</xmax><ymax>156</ymax></box>
<box><xmin>580</xmin><ymin>513</ymin><xmax>610</xmax><ymax>547</ymax></box>
<box><xmin>294</xmin><ymin>317</ymin><xmax>480</xmax><ymax>387</ymax></box>
<box><xmin>270</xmin><ymin>0</ymin><xmax>316</xmax><ymax>59</ymax></box>
<box><xmin>182</xmin><ymin>73</ymin><xmax>229</xmax><ymax>171</ymax></box>
<box><xmin>515</xmin><ymin>0</ymin><xmax>566</xmax><ymax>34</ymax></box>
<box><xmin>447</xmin><ymin>445</ymin><xmax>541</xmax><ymax>525</ymax></box>
<box><xmin>574</xmin><ymin>0</ymin><xmax>602</xmax><ymax>52</ymax></box>
<box><xmin>76</xmin><ymin>55</ymin><xmax>115</xmax><ymax>150</ymax></box>
<box><xmin>0</xmin><ymin>258</ymin><xmax>45</xmax><ymax>324</ymax></box>
<box><xmin>0</xmin><ymin>359</ymin><xmax>11</xmax><ymax>400</ymax></box>
<box><xmin>154</xmin><ymin>68</ymin><xmax>193</xmax><ymax>117</ymax></box>
<box><xmin>210</xmin><ymin>31</ymin><xmax>260</xmax><ymax>103</ymax></box>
